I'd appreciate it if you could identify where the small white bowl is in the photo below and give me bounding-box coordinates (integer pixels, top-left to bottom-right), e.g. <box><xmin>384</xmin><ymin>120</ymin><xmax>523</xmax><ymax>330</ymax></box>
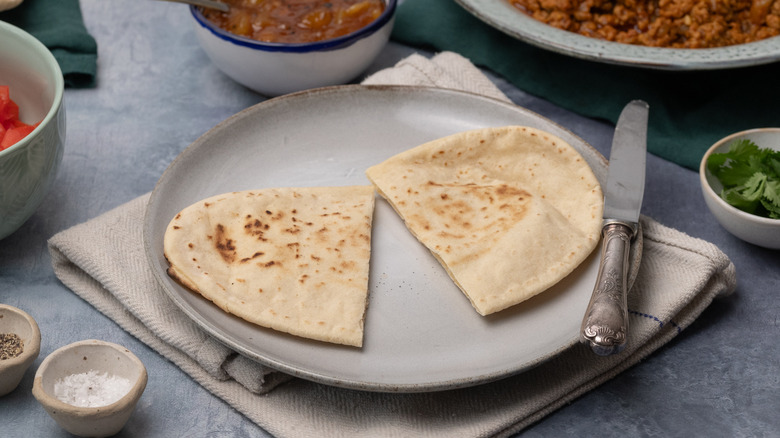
<box><xmin>0</xmin><ymin>304</ymin><xmax>41</xmax><ymax>396</ymax></box>
<box><xmin>0</xmin><ymin>21</ymin><xmax>66</xmax><ymax>240</ymax></box>
<box><xmin>32</xmin><ymin>340</ymin><xmax>148</xmax><ymax>437</ymax></box>
<box><xmin>700</xmin><ymin>128</ymin><xmax>780</xmax><ymax>249</ymax></box>
<box><xmin>190</xmin><ymin>0</ymin><xmax>396</xmax><ymax>96</ymax></box>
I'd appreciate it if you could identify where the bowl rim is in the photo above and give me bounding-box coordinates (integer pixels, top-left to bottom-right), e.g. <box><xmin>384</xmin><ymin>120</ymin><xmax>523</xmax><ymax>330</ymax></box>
<box><xmin>0</xmin><ymin>304</ymin><xmax>41</xmax><ymax>368</ymax></box>
<box><xmin>0</xmin><ymin>20</ymin><xmax>65</xmax><ymax>159</ymax></box>
<box><xmin>699</xmin><ymin>127</ymin><xmax>780</xmax><ymax>225</ymax></box>
<box><xmin>32</xmin><ymin>339</ymin><xmax>148</xmax><ymax>414</ymax></box>
<box><xmin>190</xmin><ymin>0</ymin><xmax>397</xmax><ymax>53</ymax></box>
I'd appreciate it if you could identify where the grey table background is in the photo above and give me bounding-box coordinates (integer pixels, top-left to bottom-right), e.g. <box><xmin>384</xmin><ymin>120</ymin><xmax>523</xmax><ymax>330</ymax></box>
<box><xmin>2</xmin><ymin>1</ymin><xmax>778</xmax><ymax>436</ymax></box>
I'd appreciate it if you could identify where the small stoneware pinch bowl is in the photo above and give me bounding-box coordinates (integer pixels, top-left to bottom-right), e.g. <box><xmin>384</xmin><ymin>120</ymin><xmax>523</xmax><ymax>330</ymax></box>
<box><xmin>0</xmin><ymin>304</ymin><xmax>41</xmax><ymax>396</ymax></box>
<box><xmin>32</xmin><ymin>339</ymin><xmax>148</xmax><ymax>437</ymax></box>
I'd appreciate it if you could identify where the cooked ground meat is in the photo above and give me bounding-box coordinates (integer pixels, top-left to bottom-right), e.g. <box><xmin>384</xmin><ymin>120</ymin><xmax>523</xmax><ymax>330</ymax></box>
<box><xmin>508</xmin><ymin>0</ymin><xmax>780</xmax><ymax>48</ymax></box>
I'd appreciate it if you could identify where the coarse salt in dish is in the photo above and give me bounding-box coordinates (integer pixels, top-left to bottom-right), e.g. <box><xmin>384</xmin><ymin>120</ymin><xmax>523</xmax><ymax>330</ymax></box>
<box><xmin>32</xmin><ymin>340</ymin><xmax>147</xmax><ymax>437</ymax></box>
<box><xmin>54</xmin><ymin>370</ymin><xmax>133</xmax><ymax>407</ymax></box>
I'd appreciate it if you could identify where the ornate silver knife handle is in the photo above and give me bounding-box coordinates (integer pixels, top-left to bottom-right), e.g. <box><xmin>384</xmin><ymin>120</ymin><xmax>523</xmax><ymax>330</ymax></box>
<box><xmin>580</xmin><ymin>221</ymin><xmax>634</xmax><ymax>356</ymax></box>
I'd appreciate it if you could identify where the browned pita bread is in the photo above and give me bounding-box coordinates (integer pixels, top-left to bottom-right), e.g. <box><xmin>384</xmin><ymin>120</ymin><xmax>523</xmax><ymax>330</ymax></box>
<box><xmin>366</xmin><ymin>126</ymin><xmax>603</xmax><ymax>315</ymax></box>
<box><xmin>163</xmin><ymin>186</ymin><xmax>375</xmax><ymax>347</ymax></box>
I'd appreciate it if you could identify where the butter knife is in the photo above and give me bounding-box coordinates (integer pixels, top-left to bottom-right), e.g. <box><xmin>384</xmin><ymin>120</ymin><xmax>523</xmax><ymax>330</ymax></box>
<box><xmin>580</xmin><ymin>100</ymin><xmax>649</xmax><ymax>356</ymax></box>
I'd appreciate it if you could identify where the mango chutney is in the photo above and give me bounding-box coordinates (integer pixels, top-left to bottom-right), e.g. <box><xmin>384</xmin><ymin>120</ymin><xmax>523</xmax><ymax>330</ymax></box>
<box><xmin>200</xmin><ymin>0</ymin><xmax>386</xmax><ymax>44</ymax></box>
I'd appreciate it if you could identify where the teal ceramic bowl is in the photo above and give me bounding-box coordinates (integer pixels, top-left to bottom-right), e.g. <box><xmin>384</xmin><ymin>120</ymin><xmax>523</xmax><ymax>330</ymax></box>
<box><xmin>0</xmin><ymin>21</ymin><xmax>65</xmax><ymax>240</ymax></box>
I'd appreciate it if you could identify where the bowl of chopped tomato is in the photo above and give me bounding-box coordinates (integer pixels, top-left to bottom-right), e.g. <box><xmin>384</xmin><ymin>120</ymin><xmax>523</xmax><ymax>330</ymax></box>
<box><xmin>0</xmin><ymin>21</ymin><xmax>65</xmax><ymax>240</ymax></box>
<box><xmin>700</xmin><ymin>128</ymin><xmax>780</xmax><ymax>249</ymax></box>
<box><xmin>191</xmin><ymin>0</ymin><xmax>396</xmax><ymax>96</ymax></box>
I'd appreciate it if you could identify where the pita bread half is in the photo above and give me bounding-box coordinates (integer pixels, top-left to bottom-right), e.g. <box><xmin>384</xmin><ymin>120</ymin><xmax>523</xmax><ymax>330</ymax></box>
<box><xmin>163</xmin><ymin>186</ymin><xmax>375</xmax><ymax>347</ymax></box>
<box><xmin>366</xmin><ymin>126</ymin><xmax>603</xmax><ymax>316</ymax></box>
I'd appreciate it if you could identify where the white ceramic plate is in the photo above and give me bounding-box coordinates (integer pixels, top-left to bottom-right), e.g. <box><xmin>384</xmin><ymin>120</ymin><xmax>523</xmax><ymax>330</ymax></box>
<box><xmin>144</xmin><ymin>86</ymin><xmax>642</xmax><ymax>392</ymax></box>
<box><xmin>454</xmin><ymin>0</ymin><xmax>780</xmax><ymax>70</ymax></box>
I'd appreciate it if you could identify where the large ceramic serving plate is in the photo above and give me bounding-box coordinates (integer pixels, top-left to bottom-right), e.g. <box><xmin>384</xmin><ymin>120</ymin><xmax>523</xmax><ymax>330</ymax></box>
<box><xmin>144</xmin><ymin>86</ymin><xmax>642</xmax><ymax>392</ymax></box>
<box><xmin>455</xmin><ymin>0</ymin><xmax>780</xmax><ymax>70</ymax></box>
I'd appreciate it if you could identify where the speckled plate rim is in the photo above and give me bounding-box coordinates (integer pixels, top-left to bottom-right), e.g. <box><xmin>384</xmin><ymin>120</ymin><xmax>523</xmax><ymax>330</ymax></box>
<box><xmin>454</xmin><ymin>0</ymin><xmax>780</xmax><ymax>70</ymax></box>
<box><xmin>144</xmin><ymin>85</ymin><xmax>642</xmax><ymax>393</ymax></box>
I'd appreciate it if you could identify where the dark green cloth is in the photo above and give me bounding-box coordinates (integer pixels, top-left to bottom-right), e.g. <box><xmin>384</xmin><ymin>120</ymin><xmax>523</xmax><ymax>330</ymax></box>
<box><xmin>1</xmin><ymin>0</ymin><xmax>97</xmax><ymax>88</ymax></box>
<box><xmin>390</xmin><ymin>0</ymin><xmax>780</xmax><ymax>170</ymax></box>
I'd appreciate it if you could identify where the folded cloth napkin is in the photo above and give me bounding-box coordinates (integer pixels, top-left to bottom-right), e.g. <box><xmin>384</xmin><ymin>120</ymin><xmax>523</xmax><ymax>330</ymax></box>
<box><xmin>390</xmin><ymin>0</ymin><xmax>780</xmax><ymax>171</ymax></box>
<box><xmin>48</xmin><ymin>52</ymin><xmax>736</xmax><ymax>437</ymax></box>
<box><xmin>1</xmin><ymin>0</ymin><xmax>98</xmax><ymax>88</ymax></box>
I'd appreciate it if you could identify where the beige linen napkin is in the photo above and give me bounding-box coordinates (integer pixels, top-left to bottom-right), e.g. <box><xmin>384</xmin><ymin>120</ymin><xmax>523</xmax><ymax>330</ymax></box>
<box><xmin>48</xmin><ymin>52</ymin><xmax>736</xmax><ymax>437</ymax></box>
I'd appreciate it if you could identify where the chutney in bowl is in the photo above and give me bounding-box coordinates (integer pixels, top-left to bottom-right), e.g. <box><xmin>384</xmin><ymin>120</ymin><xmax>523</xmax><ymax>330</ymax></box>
<box><xmin>191</xmin><ymin>0</ymin><xmax>397</xmax><ymax>96</ymax></box>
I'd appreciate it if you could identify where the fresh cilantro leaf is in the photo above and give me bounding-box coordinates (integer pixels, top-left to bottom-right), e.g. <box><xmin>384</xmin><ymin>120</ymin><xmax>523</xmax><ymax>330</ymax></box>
<box><xmin>765</xmin><ymin>180</ymin><xmax>780</xmax><ymax>206</ymax></box>
<box><xmin>707</xmin><ymin>138</ymin><xmax>780</xmax><ymax>220</ymax></box>
<box><xmin>764</xmin><ymin>180</ymin><xmax>780</xmax><ymax>219</ymax></box>
<box><xmin>761</xmin><ymin>198</ymin><xmax>780</xmax><ymax>219</ymax></box>
<box><xmin>709</xmin><ymin>140</ymin><xmax>762</xmax><ymax>186</ymax></box>
<box><xmin>769</xmin><ymin>156</ymin><xmax>780</xmax><ymax>176</ymax></box>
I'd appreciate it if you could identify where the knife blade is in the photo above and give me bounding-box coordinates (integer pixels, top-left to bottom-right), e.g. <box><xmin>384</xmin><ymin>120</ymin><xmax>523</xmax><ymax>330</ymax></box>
<box><xmin>580</xmin><ymin>99</ymin><xmax>649</xmax><ymax>356</ymax></box>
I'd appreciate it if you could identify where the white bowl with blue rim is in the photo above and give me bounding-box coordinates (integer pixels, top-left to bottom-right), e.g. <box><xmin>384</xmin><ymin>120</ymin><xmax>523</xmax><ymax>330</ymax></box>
<box><xmin>190</xmin><ymin>0</ymin><xmax>396</xmax><ymax>96</ymax></box>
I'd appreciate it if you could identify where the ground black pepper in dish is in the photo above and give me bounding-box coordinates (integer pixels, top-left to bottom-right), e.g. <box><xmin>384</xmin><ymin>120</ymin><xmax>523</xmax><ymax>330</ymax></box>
<box><xmin>0</xmin><ymin>333</ymin><xmax>24</xmax><ymax>360</ymax></box>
